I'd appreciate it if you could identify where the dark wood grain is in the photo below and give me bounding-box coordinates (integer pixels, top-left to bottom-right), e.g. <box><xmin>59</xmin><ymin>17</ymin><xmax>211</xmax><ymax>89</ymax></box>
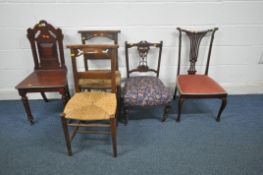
<box><xmin>15</xmin><ymin>20</ymin><xmax>69</xmax><ymax>124</ymax></box>
<box><xmin>125</xmin><ymin>40</ymin><xmax>163</xmax><ymax>78</ymax></box>
<box><xmin>172</xmin><ymin>27</ymin><xmax>227</xmax><ymax>122</ymax></box>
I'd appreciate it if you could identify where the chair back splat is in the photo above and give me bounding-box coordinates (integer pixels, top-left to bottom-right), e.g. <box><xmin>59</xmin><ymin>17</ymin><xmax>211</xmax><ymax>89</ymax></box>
<box><xmin>125</xmin><ymin>41</ymin><xmax>163</xmax><ymax>78</ymax></box>
<box><xmin>27</xmin><ymin>20</ymin><xmax>66</xmax><ymax>70</ymax></box>
<box><xmin>176</xmin><ymin>27</ymin><xmax>218</xmax><ymax>76</ymax></box>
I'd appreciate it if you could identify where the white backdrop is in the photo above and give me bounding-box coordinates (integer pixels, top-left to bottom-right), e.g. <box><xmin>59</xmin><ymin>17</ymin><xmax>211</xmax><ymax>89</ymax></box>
<box><xmin>1</xmin><ymin>0</ymin><xmax>263</xmax><ymax>99</ymax></box>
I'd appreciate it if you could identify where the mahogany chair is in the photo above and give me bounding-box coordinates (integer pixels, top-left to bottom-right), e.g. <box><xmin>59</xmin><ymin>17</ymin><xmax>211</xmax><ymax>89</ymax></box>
<box><xmin>168</xmin><ymin>27</ymin><xmax>227</xmax><ymax>122</ymax></box>
<box><xmin>78</xmin><ymin>30</ymin><xmax>121</xmax><ymax>119</ymax></box>
<box><xmin>61</xmin><ymin>44</ymin><xmax>118</xmax><ymax>157</ymax></box>
<box><xmin>15</xmin><ymin>20</ymin><xmax>69</xmax><ymax>124</ymax></box>
<box><xmin>123</xmin><ymin>41</ymin><xmax>172</xmax><ymax>125</ymax></box>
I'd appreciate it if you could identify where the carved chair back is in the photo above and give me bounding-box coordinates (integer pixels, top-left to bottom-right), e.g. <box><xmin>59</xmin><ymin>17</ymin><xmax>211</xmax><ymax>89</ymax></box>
<box><xmin>78</xmin><ymin>30</ymin><xmax>120</xmax><ymax>71</ymax></box>
<box><xmin>176</xmin><ymin>27</ymin><xmax>218</xmax><ymax>76</ymax></box>
<box><xmin>27</xmin><ymin>20</ymin><xmax>66</xmax><ymax>70</ymax></box>
<box><xmin>67</xmin><ymin>44</ymin><xmax>118</xmax><ymax>93</ymax></box>
<box><xmin>125</xmin><ymin>40</ymin><xmax>163</xmax><ymax>78</ymax></box>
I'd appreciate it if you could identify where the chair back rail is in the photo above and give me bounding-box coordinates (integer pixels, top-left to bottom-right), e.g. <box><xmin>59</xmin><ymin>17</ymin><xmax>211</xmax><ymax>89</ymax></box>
<box><xmin>78</xmin><ymin>30</ymin><xmax>120</xmax><ymax>71</ymax></box>
<box><xmin>67</xmin><ymin>44</ymin><xmax>118</xmax><ymax>93</ymax></box>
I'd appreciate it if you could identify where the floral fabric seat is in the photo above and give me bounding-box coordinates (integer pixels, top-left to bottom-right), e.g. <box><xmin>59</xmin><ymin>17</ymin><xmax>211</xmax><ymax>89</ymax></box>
<box><xmin>124</xmin><ymin>76</ymin><xmax>172</xmax><ymax>107</ymax></box>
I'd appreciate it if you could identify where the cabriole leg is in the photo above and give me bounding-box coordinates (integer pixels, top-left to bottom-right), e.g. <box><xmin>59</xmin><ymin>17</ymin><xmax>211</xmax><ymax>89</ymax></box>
<box><xmin>176</xmin><ymin>97</ymin><xmax>184</xmax><ymax>122</ymax></box>
<box><xmin>162</xmin><ymin>103</ymin><xmax>171</xmax><ymax>122</ymax></box>
<box><xmin>216</xmin><ymin>96</ymin><xmax>227</xmax><ymax>122</ymax></box>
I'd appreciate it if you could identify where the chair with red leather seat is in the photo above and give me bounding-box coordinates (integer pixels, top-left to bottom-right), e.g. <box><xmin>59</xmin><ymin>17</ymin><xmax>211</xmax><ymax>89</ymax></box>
<box><xmin>167</xmin><ymin>27</ymin><xmax>227</xmax><ymax>122</ymax></box>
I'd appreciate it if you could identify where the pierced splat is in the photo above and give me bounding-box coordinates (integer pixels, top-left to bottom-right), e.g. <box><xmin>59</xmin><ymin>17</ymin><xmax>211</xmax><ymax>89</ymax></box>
<box><xmin>176</xmin><ymin>28</ymin><xmax>218</xmax><ymax>76</ymax></box>
<box><xmin>27</xmin><ymin>20</ymin><xmax>65</xmax><ymax>70</ymax></box>
<box><xmin>125</xmin><ymin>40</ymin><xmax>163</xmax><ymax>78</ymax></box>
<box><xmin>185</xmin><ymin>31</ymin><xmax>208</xmax><ymax>74</ymax></box>
<box><xmin>137</xmin><ymin>41</ymin><xmax>151</xmax><ymax>72</ymax></box>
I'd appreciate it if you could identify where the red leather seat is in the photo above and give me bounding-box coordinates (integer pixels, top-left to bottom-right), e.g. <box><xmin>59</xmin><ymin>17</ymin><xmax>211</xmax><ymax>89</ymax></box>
<box><xmin>177</xmin><ymin>75</ymin><xmax>226</xmax><ymax>96</ymax></box>
<box><xmin>168</xmin><ymin>27</ymin><xmax>228</xmax><ymax>122</ymax></box>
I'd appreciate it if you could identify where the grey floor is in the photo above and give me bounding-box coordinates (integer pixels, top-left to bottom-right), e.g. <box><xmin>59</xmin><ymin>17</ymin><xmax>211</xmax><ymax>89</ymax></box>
<box><xmin>0</xmin><ymin>95</ymin><xmax>263</xmax><ymax>175</ymax></box>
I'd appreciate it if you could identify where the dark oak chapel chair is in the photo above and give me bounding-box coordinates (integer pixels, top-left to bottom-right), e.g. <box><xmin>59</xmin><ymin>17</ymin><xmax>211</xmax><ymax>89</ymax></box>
<box><xmin>78</xmin><ymin>30</ymin><xmax>121</xmax><ymax>119</ymax></box>
<box><xmin>123</xmin><ymin>41</ymin><xmax>173</xmax><ymax>125</ymax></box>
<box><xmin>166</xmin><ymin>27</ymin><xmax>227</xmax><ymax>122</ymax></box>
<box><xmin>61</xmin><ymin>44</ymin><xmax>118</xmax><ymax>157</ymax></box>
<box><xmin>15</xmin><ymin>20</ymin><xmax>70</xmax><ymax>124</ymax></box>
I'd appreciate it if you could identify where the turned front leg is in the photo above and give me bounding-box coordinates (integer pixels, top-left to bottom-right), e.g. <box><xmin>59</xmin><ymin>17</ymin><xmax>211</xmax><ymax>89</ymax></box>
<box><xmin>19</xmin><ymin>91</ymin><xmax>34</xmax><ymax>124</ymax></box>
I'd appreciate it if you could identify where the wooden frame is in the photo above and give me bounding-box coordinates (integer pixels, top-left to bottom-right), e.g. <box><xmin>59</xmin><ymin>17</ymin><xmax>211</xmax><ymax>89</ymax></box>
<box><xmin>124</xmin><ymin>40</ymin><xmax>171</xmax><ymax>124</ymax></box>
<box><xmin>78</xmin><ymin>30</ymin><xmax>122</xmax><ymax>121</ymax></box>
<box><xmin>15</xmin><ymin>20</ymin><xmax>69</xmax><ymax>124</ymax></box>
<box><xmin>61</xmin><ymin>44</ymin><xmax>118</xmax><ymax>157</ymax></box>
<box><xmin>171</xmin><ymin>27</ymin><xmax>227</xmax><ymax>122</ymax></box>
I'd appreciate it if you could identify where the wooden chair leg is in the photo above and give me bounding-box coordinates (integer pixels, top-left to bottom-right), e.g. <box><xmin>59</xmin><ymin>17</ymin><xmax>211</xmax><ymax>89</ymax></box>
<box><xmin>176</xmin><ymin>97</ymin><xmax>184</xmax><ymax>122</ymax></box>
<box><xmin>60</xmin><ymin>114</ymin><xmax>72</xmax><ymax>156</ymax></box>
<box><xmin>124</xmin><ymin>106</ymin><xmax>128</xmax><ymax>125</ymax></box>
<box><xmin>173</xmin><ymin>86</ymin><xmax>178</xmax><ymax>100</ymax></box>
<box><xmin>66</xmin><ymin>84</ymin><xmax>70</xmax><ymax>99</ymax></box>
<box><xmin>21</xmin><ymin>93</ymin><xmax>34</xmax><ymax>125</ymax></box>
<box><xmin>115</xmin><ymin>108</ymin><xmax>119</xmax><ymax>127</ymax></box>
<box><xmin>116</xmin><ymin>85</ymin><xmax>121</xmax><ymax>125</ymax></box>
<box><xmin>162</xmin><ymin>103</ymin><xmax>171</xmax><ymax>122</ymax></box>
<box><xmin>41</xmin><ymin>92</ymin><xmax>48</xmax><ymax>102</ymax></box>
<box><xmin>110</xmin><ymin>118</ymin><xmax>117</xmax><ymax>157</ymax></box>
<box><xmin>216</xmin><ymin>96</ymin><xmax>227</xmax><ymax>122</ymax></box>
<box><xmin>61</xmin><ymin>90</ymin><xmax>68</xmax><ymax>107</ymax></box>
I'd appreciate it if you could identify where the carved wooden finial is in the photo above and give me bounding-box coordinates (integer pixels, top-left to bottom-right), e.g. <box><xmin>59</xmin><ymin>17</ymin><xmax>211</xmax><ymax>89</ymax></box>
<box><xmin>38</xmin><ymin>21</ymin><xmax>47</xmax><ymax>27</ymax></box>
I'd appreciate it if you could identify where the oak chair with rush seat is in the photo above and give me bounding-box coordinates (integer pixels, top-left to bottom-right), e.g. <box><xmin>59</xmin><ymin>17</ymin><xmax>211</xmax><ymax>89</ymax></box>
<box><xmin>15</xmin><ymin>20</ymin><xmax>70</xmax><ymax>124</ymax></box>
<box><xmin>166</xmin><ymin>27</ymin><xmax>227</xmax><ymax>122</ymax></box>
<box><xmin>78</xmin><ymin>30</ymin><xmax>121</xmax><ymax>119</ymax></box>
<box><xmin>123</xmin><ymin>41</ymin><xmax>172</xmax><ymax>125</ymax></box>
<box><xmin>61</xmin><ymin>44</ymin><xmax>118</xmax><ymax>157</ymax></box>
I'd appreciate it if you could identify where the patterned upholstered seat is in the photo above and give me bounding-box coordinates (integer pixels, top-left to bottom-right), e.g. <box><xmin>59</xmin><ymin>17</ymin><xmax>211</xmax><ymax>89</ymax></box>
<box><xmin>79</xmin><ymin>71</ymin><xmax>121</xmax><ymax>89</ymax></box>
<box><xmin>64</xmin><ymin>92</ymin><xmax>116</xmax><ymax>121</ymax></box>
<box><xmin>124</xmin><ymin>76</ymin><xmax>172</xmax><ymax>106</ymax></box>
<box><xmin>123</xmin><ymin>41</ymin><xmax>172</xmax><ymax>124</ymax></box>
